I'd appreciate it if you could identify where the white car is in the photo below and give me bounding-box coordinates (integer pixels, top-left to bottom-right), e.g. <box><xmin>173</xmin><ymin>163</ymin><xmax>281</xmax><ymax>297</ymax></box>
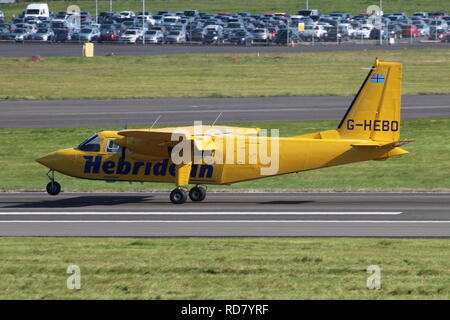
<box><xmin>301</xmin><ymin>25</ymin><xmax>327</xmax><ymax>40</ymax></box>
<box><xmin>135</xmin><ymin>15</ymin><xmax>155</xmax><ymax>26</ymax></box>
<box><xmin>353</xmin><ymin>25</ymin><xmax>373</xmax><ymax>39</ymax></box>
<box><xmin>119</xmin><ymin>29</ymin><xmax>142</xmax><ymax>43</ymax></box>
<box><xmin>120</xmin><ymin>11</ymin><xmax>135</xmax><ymax>19</ymax></box>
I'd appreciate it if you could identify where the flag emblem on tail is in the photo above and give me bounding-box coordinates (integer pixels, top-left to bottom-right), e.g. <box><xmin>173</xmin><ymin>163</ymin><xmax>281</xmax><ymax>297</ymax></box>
<box><xmin>370</xmin><ymin>74</ymin><xmax>385</xmax><ymax>83</ymax></box>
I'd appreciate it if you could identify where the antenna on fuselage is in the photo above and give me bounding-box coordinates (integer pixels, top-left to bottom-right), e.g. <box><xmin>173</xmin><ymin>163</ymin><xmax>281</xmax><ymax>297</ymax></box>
<box><xmin>211</xmin><ymin>112</ymin><xmax>223</xmax><ymax>127</ymax></box>
<box><xmin>150</xmin><ymin>115</ymin><xmax>162</xmax><ymax>130</ymax></box>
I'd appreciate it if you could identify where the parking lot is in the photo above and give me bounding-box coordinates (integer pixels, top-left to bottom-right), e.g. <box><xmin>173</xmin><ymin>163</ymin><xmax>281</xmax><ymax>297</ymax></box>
<box><xmin>1</xmin><ymin>6</ymin><xmax>449</xmax><ymax>48</ymax></box>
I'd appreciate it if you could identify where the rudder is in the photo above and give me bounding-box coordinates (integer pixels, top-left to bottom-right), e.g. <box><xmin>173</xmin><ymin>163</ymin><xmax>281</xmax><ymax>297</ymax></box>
<box><xmin>337</xmin><ymin>59</ymin><xmax>402</xmax><ymax>142</ymax></box>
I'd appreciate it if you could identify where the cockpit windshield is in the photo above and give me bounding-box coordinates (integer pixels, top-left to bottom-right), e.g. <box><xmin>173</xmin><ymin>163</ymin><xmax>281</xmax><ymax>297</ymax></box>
<box><xmin>77</xmin><ymin>134</ymin><xmax>102</xmax><ymax>152</ymax></box>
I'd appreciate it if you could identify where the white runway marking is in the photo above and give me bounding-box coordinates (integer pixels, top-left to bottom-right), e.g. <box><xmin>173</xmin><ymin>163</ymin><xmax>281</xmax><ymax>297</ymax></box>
<box><xmin>0</xmin><ymin>220</ymin><xmax>449</xmax><ymax>223</ymax></box>
<box><xmin>0</xmin><ymin>211</ymin><xmax>403</xmax><ymax>215</ymax></box>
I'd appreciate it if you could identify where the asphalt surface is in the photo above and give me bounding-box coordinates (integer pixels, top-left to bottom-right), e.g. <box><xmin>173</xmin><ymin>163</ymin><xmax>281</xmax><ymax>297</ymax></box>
<box><xmin>1</xmin><ymin>94</ymin><xmax>449</xmax><ymax>128</ymax></box>
<box><xmin>0</xmin><ymin>192</ymin><xmax>449</xmax><ymax>237</ymax></box>
<box><xmin>0</xmin><ymin>41</ymin><xmax>449</xmax><ymax>57</ymax></box>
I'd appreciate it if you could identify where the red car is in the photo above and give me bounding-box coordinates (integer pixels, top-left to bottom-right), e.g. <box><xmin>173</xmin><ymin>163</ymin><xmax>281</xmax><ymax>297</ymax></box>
<box><xmin>401</xmin><ymin>24</ymin><xmax>421</xmax><ymax>37</ymax></box>
<box><xmin>440</xmin><ymin>32</ymin><xmax>450</xmax><ymax>42</ymax></box>
<box><xmin>267</xmin><ymin>26</ymin><xmax>278</xmax><ymax>40</ymax></box>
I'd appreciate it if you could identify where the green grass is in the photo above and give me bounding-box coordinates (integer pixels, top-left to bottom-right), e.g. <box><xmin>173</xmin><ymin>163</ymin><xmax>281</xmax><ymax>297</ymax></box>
<box><xmin>1</xmin><ymin>118</ymin><xmax>449</xmax><ymax>192</ymax></box>
<box><xmin>1</xmin><ymin>237</ymin><xmax>450</xmax><ymax>299</ymax></box>
<box><xmin>1</xmin><ymin>0</ymin><xmax>450</xmax><ymax>21</ymax></box>
<box><xmin>1</xmin><ymin>50</ymin><xmax>450</xmax><ymax>100</ymax></box>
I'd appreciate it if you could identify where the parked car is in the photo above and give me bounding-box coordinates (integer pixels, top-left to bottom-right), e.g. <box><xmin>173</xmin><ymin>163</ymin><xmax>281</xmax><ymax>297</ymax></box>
<box><xmin>140</xmin><ymin>30</ymin><xmax>164</xmax><ymax>43</ymax></box>
<box><xmin>251</xmin><ymin>28</ymin><xmax>271</xmax><ymax>43</ymax></box>
<box><xmin>428</xmin><ymin>28</ymin><xmax>447</xmax><ymax>40</ymax></box>
<box><xmin>401</xmin><ymin>24</ymin><xmax>421</xmax><ymax>37</ymax></box>
<box><xmin>353</xmin><ymin>25</ymin><xmax>372</xmax><ymax>39</ymax></box>
<box><xmin>98</xmin><ymin>27</ymin><xmax>120</xmax><ymax>42</ymax></box>
<box><xmin>10</xmin><ymin>28</ymin><xmax>30</xmax><ymax>42</ymax></box>
<box><xmin>164</xmin><ymin>30</ymin><xmax>186</xmax><ymax>43</ymax></box>
<box><xmin>228</xmin><ymin>29</ymin><xmax>254</xmax><ymax>45</ymax></box>
<box><xmin>74</xmin><ymin>27</ymin><xmax>100</xmax><ymax>42</ymax></box>
<box><xmin>188</xmin><ymin>28</ymin><xmax>205</xmax><ymax>42</ymax></box>
<box><xmin>202</xmin><ymin>29</ymin><xmax>224</xmax><ymax>44</ymax></box>
<box><xmin>440</xmin><ymin>32</ymin><xmax>450</xmax><ymax>42</ymax></box>
<box><xmin>119</xmin><ymin>29</ymin><xmax>143</xmax><ymax>43</ymax></box>
<box><xmin>30</xmin><ymin>27</ymin><xmax>55</xmax><ymax>41</ymax></box>
<box><xmin>273</xmin><ymin>29</ymin><xmax>301</xmax><ymax>44</ymax></box>
<box><xmin>0</xmin><ymin>25</ymin><xmax>10</xmax><ymax>39</ymax></box>
<box><xmin>119</xmin><ymin>11</ymin><xmax>135</xmax><ymax>19</ymax></box>
<box><xmin>369</xmin><ymin>28</ymin><xmax>388</xmax><ymax>40</ymax></box>
<box><xmin>301</xmin><ymin>24</ymin><xmax>327</xmax><ymax>40</ymax></box>
<box><xmin>387</xmin><ymin>24</ymin><xmax>403</xmax><ymax>39</ymax></box>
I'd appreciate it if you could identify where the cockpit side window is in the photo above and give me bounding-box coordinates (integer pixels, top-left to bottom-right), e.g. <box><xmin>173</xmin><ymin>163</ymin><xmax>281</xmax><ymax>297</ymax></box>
<box><xmin>106</xmin><ymin>139</ymin><xmax>122</xmax><ymax>154</ymax></box>
<box><xmin>78</xmin><ymin>134</ymin><xmax>102</xmax><ymax>152</ymax></box>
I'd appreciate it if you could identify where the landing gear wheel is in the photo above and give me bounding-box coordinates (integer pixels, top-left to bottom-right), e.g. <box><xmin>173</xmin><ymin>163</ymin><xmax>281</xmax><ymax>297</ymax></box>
<box><xmin>189</xmin><ymin>186</ymin><xmax>206</xmax><ymax>202</ymax></box>
<box><xmin>46</xmin><ymin>181</ymin><xmax>61</xmax><ymax>196</ymax></box>
<box><xmin>170</xmin><ymin>188</ymin><xmax>188</xmax><ymax>204</ymax></box>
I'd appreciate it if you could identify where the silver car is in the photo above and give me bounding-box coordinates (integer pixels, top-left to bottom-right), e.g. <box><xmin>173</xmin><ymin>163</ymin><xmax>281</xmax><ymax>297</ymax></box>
<box><xmin>10</xmin><ymin>28</ymin><xmax>30</xmax><ymax>42</ymax></box>
<box><xmin>119</xmin><ymin>29</ymin><xmax>143</xmax><ymax>43</ymax></box>
<box><xmin>164</xmin><ymin>30</ymin><xmax>186</xmax><ymax>43</ymax></box>
<box><xmin>140</xmin><ymin>30</ymin><xmax>164</xmax><ymax>43</ymax></box>
<box><xmin>31</xmin><ymin>27</ymin><xmax>55</xmax><ymax>41</ymax></box>
<box><xmin>77</xmin><ymin>27</ymin><xmax>100</xmax><ymax>42</ymax></box>
<box><xmin>252</xmin><ymin>28</ymin><xmax>270</xmax><ymax>43</ymax></box>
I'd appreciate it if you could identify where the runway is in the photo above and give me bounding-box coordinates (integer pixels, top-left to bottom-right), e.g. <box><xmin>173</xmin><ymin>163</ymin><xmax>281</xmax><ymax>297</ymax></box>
<box><xmin>1</xmin><ymin>95</ymin><xmax>449</xmax><ymax>128</ymax></box>
<box><xmin>0</xmin><ymin>41</ymin><xmax>449</xmax><ymax>57</ymax></box>
<box><xmin>0</xmin><ymin>192</ymin><xmax>449</xmax><ymax>237</ymax></box>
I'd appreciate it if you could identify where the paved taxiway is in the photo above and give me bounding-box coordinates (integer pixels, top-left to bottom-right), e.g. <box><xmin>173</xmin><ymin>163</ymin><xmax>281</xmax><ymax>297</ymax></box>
<box><xmin>1</xmin><ymin>95</ymin><xmax>449</xmax><ymax>128</ymax></box>
<box><xmin>1</xmin><ymin>42</ymin><xmax>449</xmax><ymax>57</ymax></box>
<box><xmin>0</xmin><ymin>192</ymin><xmax>449</xmax><ymax>237</ymax></box>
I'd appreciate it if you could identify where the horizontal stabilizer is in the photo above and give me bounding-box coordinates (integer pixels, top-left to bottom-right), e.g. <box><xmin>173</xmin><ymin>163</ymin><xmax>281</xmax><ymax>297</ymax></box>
<box><xmin>351</xmin><ymin>139</ymin><xmax>413</xmax><ymax>148</ymax></box>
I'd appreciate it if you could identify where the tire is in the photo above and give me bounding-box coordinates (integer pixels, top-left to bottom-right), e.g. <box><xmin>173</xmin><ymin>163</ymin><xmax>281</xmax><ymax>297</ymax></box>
<box><xmin>170</xmin><ymin>188</ymin><xmax>187</xmax><ymax>204</ymax></box>
<box><xmin>46</xmin><ymin>181</ymin><xmax>61</xmax><ymax>196</ymax></box>
<box><xmin>189</xmin><ymin>186</ymin><xmax>206</xmax><ymax>202</ymax></box>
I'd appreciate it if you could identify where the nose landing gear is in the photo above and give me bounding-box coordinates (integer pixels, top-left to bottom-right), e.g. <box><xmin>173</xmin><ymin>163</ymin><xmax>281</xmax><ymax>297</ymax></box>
<box><xmin>170</xmin><ymin>185</ymin><xmax>207</xmax><ymax>204</ymax></box>
<box><xmin>46</xmin><ymin>170</ymin><xmax>61</xmax><ymax>196</ymax></box>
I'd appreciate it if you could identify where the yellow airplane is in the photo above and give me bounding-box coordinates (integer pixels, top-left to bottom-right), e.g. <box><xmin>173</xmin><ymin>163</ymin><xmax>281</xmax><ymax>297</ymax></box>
<box><xmin>36</xmin><ymin>58</ymin><xmax>411</xmax><ymax>204</ymax></box>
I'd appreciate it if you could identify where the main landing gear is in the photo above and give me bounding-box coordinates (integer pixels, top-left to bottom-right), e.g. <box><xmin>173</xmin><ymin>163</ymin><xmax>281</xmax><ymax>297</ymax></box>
<box><xmin>46</xmin><ymin>170</ymin><xmax>61</xmax><ymax>196</ymax></box>
<box><xmin>170</xmin><ymin>185</ymin><xmax>207</xmax><ymax>204</ymax></box>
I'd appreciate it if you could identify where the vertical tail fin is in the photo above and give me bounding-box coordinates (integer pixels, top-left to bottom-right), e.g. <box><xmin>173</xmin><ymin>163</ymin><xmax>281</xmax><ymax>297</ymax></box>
<box><xmin>337</xmin><ymin>58</ymin><xmax>402</xmax><ymax>142</ymax></box>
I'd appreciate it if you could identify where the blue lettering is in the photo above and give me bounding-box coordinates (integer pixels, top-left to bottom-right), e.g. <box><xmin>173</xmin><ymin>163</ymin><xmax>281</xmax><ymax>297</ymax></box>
<box><xmin>347</xmin><ymin>119</ymin><xmax>354</xmax><ymax>130</ymax></box>
<box><xmin>83</xmin><ymin>156</ymin><xmax>102</xmax><ymax>174</ymax></box>
<box><xmin>190</xmin><ymin>164</ymin><xmax>198</xmax><ymax>177</ymax></box>
<box><xmin>373</xmin><ymin>120</ymin><xmax>381</xmax><ymax>131</ymax></box>
<box><xmin>169</xmin><ymin>164</ymin><xmax>176</xmax><ymax>177</ymax></box>
<box><xmin>382</xmin><ymin>120</ymin><xmax>390</xmax><ymax>131</ymax></box>
<box><xmin>364</xmin><ymin>120</ymin><xmax>372</xmax><ymax>131</ymax></box>
<box><xmin>102</xmin><ymin>161</ymin><xmax>115</xmax><ymax>174</ymax></box>
<box><xmin>153</xmin><ymin>159</ymin><xmax>168</xmax><ymax>176</ymax></box>
<box><xmin>116</xmin><ymin>160</ymin><xmax>131</xmax><ymax>175</ymax></box>
<box><xmin>391</xmin><ymin>121</ymin><xmax>399</xmax><ymax>132</ymax></box>
<box><xmin>132</xmin><ymin>162</ymin><xmax>144</xmax><ymax>175</ymax></box>
<box><xmin>82</xmin><ymin>157</ymin><xmax>215</xmax><ymax>179</ymax></box>
<box><xmin>144</xmin><ymin>162</ymin><xmax>152</xmax><ymax>175</ymax></box>
<box><xmin>199</xmin><ymin>165</ymin><xmax>213</xmax><ymax>178</ymax></box>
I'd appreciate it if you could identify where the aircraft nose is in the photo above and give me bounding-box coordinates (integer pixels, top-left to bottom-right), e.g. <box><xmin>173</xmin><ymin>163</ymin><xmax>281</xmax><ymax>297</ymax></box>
<box><xmin>35</xmin><ymin>153</ymin><xmax>58</xmax><ymax>169</ymax></box>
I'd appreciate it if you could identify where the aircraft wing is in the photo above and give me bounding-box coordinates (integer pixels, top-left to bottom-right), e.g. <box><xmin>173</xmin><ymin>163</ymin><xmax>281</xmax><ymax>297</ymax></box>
<box><xmin>118</xmin><ymin>125</ymin><xmax>260</xmax><ymax>151</ymax></box>
<box><xmin>117</xmin><ymin>129</ymin><xmax>217</xmax><ymax>151</ymax></box>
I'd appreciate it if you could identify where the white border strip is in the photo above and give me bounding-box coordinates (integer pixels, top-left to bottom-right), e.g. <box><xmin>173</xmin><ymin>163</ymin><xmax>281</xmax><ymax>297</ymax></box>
<box><xmin>0</xmin><ymin>211</ymin><xmax>403</xmax><ymax>215</ymax></box>
<box><xmin>1</xmin><ymin>220</ymin><xmax>449</xmax><ymax>223</ymax></box>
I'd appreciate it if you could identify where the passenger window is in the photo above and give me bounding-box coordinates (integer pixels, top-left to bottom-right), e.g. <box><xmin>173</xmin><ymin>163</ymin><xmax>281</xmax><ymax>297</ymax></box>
<box><xmin>106</xmin><ymin>139</ymin><xmax>122</xmax><ymax>154</ymax></box>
